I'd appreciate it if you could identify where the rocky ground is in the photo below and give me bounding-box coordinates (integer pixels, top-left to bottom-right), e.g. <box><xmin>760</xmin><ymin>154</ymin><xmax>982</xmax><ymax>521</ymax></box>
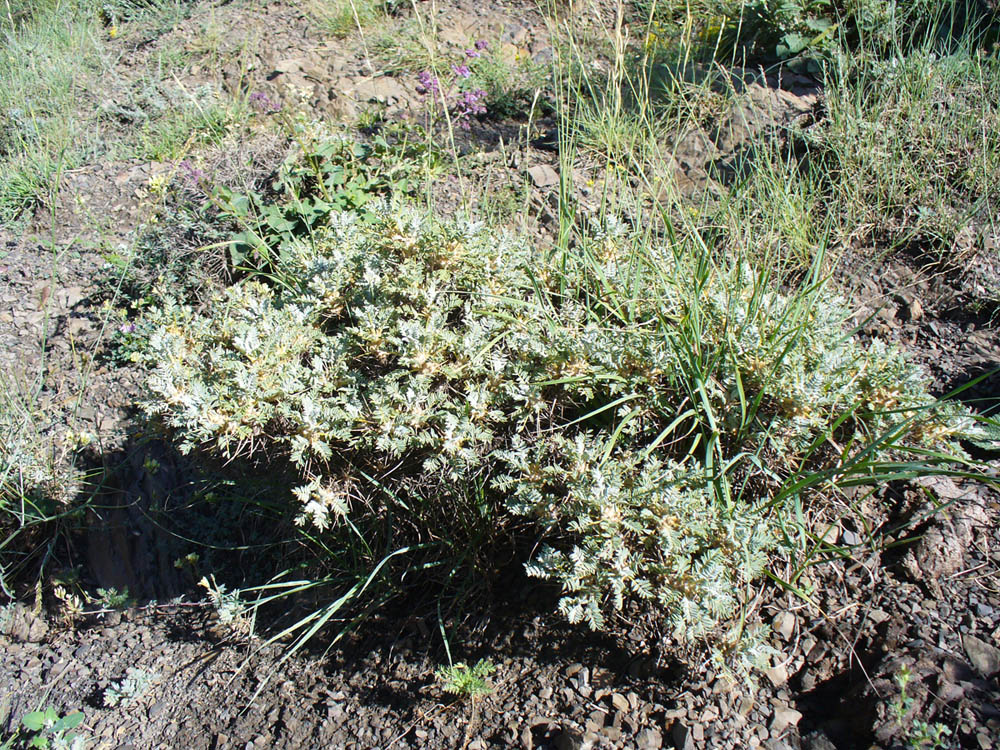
<box><xmin>1</xmin><ymin>0</ymin><xmax>999</xmax><ymax>748</ymax></box>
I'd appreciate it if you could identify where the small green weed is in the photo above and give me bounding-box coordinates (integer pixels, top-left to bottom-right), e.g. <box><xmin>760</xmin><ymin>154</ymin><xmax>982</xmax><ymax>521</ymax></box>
<box><xmin>212</xmin><ymin>131</ymin><xmax>432</xmax><ymax>274</ymax></box>
<box><xmin>103</xmin><ymin>668</ymin><xmax>157</xmax><ymax>708</ymax></box>
<box><xmin>891</xmin><ymin>665</ymin><xmax>952</xmax><ymax>749</ymax></box>
<box><xmin>0</xmin><ymin>708</ymin><xmax>86</xmax><ymax>750</ymax></box>
<box><xmin>436</xmin><ymin>659</ymin><xmax>495</xmax><ymax>699</ymax></box>
<box><xmin>198</xmin><ymin>574</ymin><xmax>245</xmax><ymax>625</ymax></box>
<box><xmin>96</xmin><ymin>586</ymin><xmax>131</xmax><ymax>610</ymax></box>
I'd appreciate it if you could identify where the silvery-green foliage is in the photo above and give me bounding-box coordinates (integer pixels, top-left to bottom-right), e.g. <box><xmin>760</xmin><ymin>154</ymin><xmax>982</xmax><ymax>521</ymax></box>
<box><xmin>503</xmin><ymin>434</ymin><xmax>772</xmax><ymax>638</ymax></box>
<box><xmin>198</xmin><ymin>575</ymin><xmax>244</xmax><ymax>625</ymax></box>
<box><xmin>103</xmin><ymin>667</ymin><xmax>157</xmax><ymax>708</ymax></box>
<box><xmin>139</xmin><ymin>201</ymin><xmax>971</xmax><ymax>661</ymax></box>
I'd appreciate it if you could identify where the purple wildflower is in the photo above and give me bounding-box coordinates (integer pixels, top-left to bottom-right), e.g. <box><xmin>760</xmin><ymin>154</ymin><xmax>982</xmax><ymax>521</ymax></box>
<box><xmin>451</xmin><ymin>63</ymin><xmax>471</xmax><ymax>79</ymax></box>
<box><xmin>249</xmin><ymin>91</ymin><xmax>278</xmax><ymax>113</ymax></box>
<box><xmin>465</xmin><ymin>48</ymin><xmax>481</xmax><ymax>58</ymax></box>
<box><xmin>416</xmin><ymin>71</ymin><xmax>440</xmax><ymax>95</ymax></box>
<box><xmin>119</xmin><ymin>322</ymin><xmax>136</xmax><ymax>334</ymax></box>
<box><xmin>179</xmin><ymin>160</ymin><xmax>208</xmax><ymax>190</ymax></box>
<box><xmin>454</xmin><ymin>88</ymin><xmax>487</xmax><ymax>129</ymax></box>
<box><xmin>474</xmin><ymin>40</ymin><xmax>488</xmax><ymax>51</ymax></box>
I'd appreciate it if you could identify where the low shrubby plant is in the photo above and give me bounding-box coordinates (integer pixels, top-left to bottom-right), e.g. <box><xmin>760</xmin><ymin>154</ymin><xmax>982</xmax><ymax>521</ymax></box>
<box><xmin>96</xmin><ymin>586</ymin><xmax>132</xmax><ymax>610</ymax></box>
<box><xmin>137</xmin><ymin>196</ymin><xmax>976</xmax><ymax>671</ymax></box>
<box><xmin>198</xmin><ymin>575</ymin><xmax>246</xmax><ymax>626</ymax></box>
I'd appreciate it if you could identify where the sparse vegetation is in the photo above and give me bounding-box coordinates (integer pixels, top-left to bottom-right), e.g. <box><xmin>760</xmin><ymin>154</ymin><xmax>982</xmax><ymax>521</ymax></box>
<box><xmin>891</xmin><ymin>665</ymin><xmax>953</xmax><ymax>749</ymax></box>
<box><xmin>0</xmin><ymin>0</ymin><xmax>998</xmax><ymax>744</ymax></box>
<box><xmin>308</xmin><ymin>0</ymin><xmax>400</xmax><ymax>37</ymax></box>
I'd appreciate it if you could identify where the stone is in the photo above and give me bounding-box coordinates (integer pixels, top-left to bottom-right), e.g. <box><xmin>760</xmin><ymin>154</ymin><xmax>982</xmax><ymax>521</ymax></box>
<box><xmin>351</xmin><ymin>76</ymin><xmax>409</xmax><ymax>107</ymax></box>
<box><xmin>3</xmin><ymin>606</ymin><xmax>49</xmax><ymax>642</ymax></box>
<box><xmin>273</xmin><ymin>58</ymin><xmax>308</xmax><ymax>75</ymax></box>
<box><xmin>498</xmin><ymin>42</ymin><xmax>520</xmax><ymax>64</ymax></box>
<box><xmin>672</xmin><ymin>722</ymin><xmax>694</xmax><ymax>750</ymax></box>
<box><xmin>868</xmin><ymin>608</ymin><xmax>891</xmax><ymax>625</ymax></box>
<box><xmin>58</xmin><ymin>285</ymin><xmax>86</xmax><ymax>309</ymax></box>
<box><xmin>637</xmin><ymin>728</ymin><xmax>663</xmax><ymax>749</ymax></box>
<box><xmin>502</xmin><ymin>22</ymin><xmax>530</xmax><ymax>45</ymax></box>
<box><xmin>770</xmin><ymin>705</ymin><xmax>803</xmax><ymax>733</ymax></box>
<box><xmin>765</xmin><ymin>663</ymin><xmax>788</xmax><ymax>687</ymax></box>
<box><xmin>963</xmin><ymin>634</ymin><xmax>1000</xmax><ymax>677</ymax></box>
<box><xmin>521</xmin><ymin>726</ymin><xmax>534</xmax><ymax>749</ymax></box>
<box><xmin>801</xmin><ymin>731</ymin><xmax>838</xmax><ymax>750</ymax></box>
<box><xmin>528</xmin><ymin>164</ymin><xmax>560</xmax><ymax>188</ymax></box>
<box><xmin>773</xmin><ymin>611</ymin><xmax>795</xmax><ymax>640</ymax></box>
<box><xmin>818</xmin><ymin>523</ymin><xmax>840</xmax><ymax>545</ymax></box>
<box><xmin>67</xmin><ymin>316</ymin><xmax>94</xmax><ymax>336</ymax></box>
<box><xmin>914</xmin><ymin>475</ymin><xmax>968</xmax><ymax>500</ymax></box>
<box><xmin>438</xmin><ymin>25</ymin><xmax>471</xmax><ymax>47</ymax></box>
<box><xmin>554</xmin><ymin>726</ymin><xmax>586</xmax><ymax>750</ymax></box>
<box><xmin>942</xmin><ymin>656</ymin><xmax>976</xmax><ymax>683</ymax></box>
<box><xmin>532</xmin><ymin>46</ymin><xmax>554</xmax><ymax>64</ymax></box>
<box><xmin>610</xmin><ymin>693</ymin><xmax>629</xmax><ymax>713</ymax></box>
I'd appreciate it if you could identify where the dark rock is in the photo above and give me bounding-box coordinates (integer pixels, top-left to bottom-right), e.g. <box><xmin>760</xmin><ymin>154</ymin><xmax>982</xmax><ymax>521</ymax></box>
<box><xmin>801</xmin><ymin>731</ymin><xmax>837</xmax><ymax>750</ymax></box>
<box><xmin>963</xmin><ymin>634</ymin><xmax>1000</xmax><ymax>677</ymax></box>
<box><xmin>672</xmin><ymin>722</ymin><xmax>694</xmax><ymax>750</ymax></box>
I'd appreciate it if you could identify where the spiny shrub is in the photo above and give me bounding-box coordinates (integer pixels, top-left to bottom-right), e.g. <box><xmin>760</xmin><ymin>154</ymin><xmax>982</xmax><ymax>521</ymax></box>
<box><xmin>138</xmin><ymin>202</ymin><xmax>973</xmax><ymax>668</ymax></box>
